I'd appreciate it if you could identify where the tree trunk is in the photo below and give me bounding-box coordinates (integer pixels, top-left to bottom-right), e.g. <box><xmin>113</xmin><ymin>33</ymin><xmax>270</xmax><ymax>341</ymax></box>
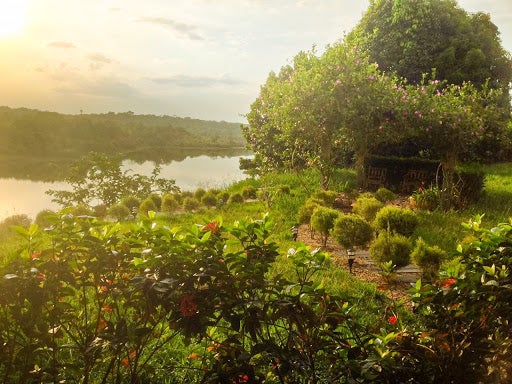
<box><xmin>440</xmin><ymin>151</ymin><xmax>457</xmax><ymax>210</ymax></box>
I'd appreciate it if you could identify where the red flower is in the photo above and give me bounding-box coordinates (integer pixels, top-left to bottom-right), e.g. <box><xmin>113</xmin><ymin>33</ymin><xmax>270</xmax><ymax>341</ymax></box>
<box><xmin>389</xmin><ymin>316</ymin><xmax>398</xmax><ymax>325</ymax></box>
<box><xmin>233</xmin><ymin>374</ymin><xmax>249</xmax><ymax>384</ymax></box>
<box><xmin>180</xmin><ymin>293</ymin><xmax>197</xmax><ymax>317</ymax></box>
<box><xmin>202</xmin><ymin>221</ymin><xmax>220</xmax><ymax>234</ymax></box>
<box><xmin>441</xmin><ymin>278</ymin><xmax>457</xmax><ymax>288</ymax></box>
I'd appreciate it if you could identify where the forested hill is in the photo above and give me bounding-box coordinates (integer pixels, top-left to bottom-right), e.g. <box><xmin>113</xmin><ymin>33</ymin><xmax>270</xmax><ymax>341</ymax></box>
<box><xmin>0</xmin><ymin>106</ymin><xmax>246</xmax><ymax>158</ymax></box>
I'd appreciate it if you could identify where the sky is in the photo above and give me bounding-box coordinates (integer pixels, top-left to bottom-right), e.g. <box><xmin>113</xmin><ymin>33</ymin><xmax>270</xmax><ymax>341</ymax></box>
<box><xmin>0</xmin><ymin>0</ymin><xmax>510</xmax><ymax>123</ymax></box>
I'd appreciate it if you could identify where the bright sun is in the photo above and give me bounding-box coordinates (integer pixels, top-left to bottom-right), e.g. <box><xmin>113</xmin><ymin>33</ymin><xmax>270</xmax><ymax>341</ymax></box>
<box><xmin>0</xmin><ymin>0</ymin><xmax>26</xmax><ymax>37</ymax></box>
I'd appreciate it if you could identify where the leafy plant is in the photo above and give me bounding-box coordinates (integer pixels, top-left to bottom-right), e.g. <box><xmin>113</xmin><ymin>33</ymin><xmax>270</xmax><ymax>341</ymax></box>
<box><xmin>331</xmin><ymin>213</ymin><xmax>374</xmax><ymax>249</ymax></box>
<box><xmin>374</xmin><ymin>206</ymin><xmax>418</xmax><ymax>237</ymax></box>
<box><xmin>352</xmin><ymin>195</ymin><xmax>384</xmax><ymax>222</ymax></box>
<box><xmin>411</xmin><ymin>237</ymin><xmax>446</xmax><ymax>280</ymax></box>
<box><xmin>374</xmin><ymin>187</ymin><xmax>396</xmax><ymax>203</ymax></box>
<box><xmin>370</xmin><ymin>231</ymin><xmax>412</xmax><ymax>268</ymax></box>
<box><xmin>310</xmin><ymin>207</ymin><xmax>339</xmax><ymax>246</ymax></box>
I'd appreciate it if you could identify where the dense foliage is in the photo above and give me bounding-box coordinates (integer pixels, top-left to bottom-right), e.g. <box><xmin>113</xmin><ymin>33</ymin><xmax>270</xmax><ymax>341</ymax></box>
<box><xmin>348</xmin><ymin>0</ymin><xmax>512</xmax><ymax>94</ymax></box>
<box><xmin>0</xmin><ymin>107</ymin><xmax>245</xmax><ymax>170</ymax></box>
<box><xmin>2</xmin><ymin>203</ymin><xmax>512</xmax><ymax>383</ymax></box>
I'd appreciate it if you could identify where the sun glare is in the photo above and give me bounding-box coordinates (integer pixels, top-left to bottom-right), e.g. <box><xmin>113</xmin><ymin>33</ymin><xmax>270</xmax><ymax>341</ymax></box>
<box><xmin>0</xmin><ymin>0</ymin><xmax>26</xmax><ymax>37</ymax></box>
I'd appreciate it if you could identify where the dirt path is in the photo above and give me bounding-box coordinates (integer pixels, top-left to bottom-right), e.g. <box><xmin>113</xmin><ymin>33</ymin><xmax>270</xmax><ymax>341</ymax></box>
<box><xmin>296</xmin><ymin>224</ymin><xmax>420</xmax><ymax>304</ymax></box>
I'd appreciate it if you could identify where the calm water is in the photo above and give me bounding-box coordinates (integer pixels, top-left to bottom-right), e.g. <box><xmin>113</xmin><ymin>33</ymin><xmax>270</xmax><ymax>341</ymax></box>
<box><xmin>0</xmin><ymin>154</ymin><xmax>250</xmax><ymax>221</ymax></box>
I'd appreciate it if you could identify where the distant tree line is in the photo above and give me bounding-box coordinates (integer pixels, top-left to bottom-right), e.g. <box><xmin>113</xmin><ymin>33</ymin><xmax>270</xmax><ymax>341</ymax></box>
<box><xmin>0</xmin><ymin>107</ymin><xmax>245</xmax><ymax>159</ymax></box>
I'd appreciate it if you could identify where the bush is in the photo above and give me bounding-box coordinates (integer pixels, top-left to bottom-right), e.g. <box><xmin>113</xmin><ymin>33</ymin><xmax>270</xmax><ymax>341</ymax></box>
<box><xmin>107</xmin><ymin>203</ymin><xmax>131</xmax><ymax>221</ymax></box>
<box><xmin>148</xmin><ymin>193</ymin><xmax>162</xmax><ymax>210</ymax></box>
<box><xmin>71</xmin><ymin>204</ymin><xmax>94</xmax><ymax>216</ymax></box>
<box><xmin>411</xmin><ymin>237</ymin><xmax>446</xmax><ymax>280</ymax></box>
<box><xmin>276</xmin><ymin>184</ymin><xmax>291</xmax><ymax>195</ymax></box>
<box><xmin>310</xmin><ymin>190</ymin><xmax>338</xmax><ymax>207</ymax></box>
<box><xmin>201</xmin><ymin>192</ymin><xmax>218</xmax><ymax>207</ymax></box>
<box><xmin>194</xmin><ymin>188</ymin><xmax>207</xmax><ymax>200</ymax></box>
<box><xmin>228</xmin><ymin>193</ymin><xmax>244</xmax><ymax>204</ymax></box>
<box><xmin>0</xmin><ymin>214</ymin><xmax>31</xmax><ymax>229</ymax></box>
<box><xmin>93</xmin><ymin>204</ymin><xmax>107</xmax><ymax>218</ymax></box>
<box><xmin>216</xmin><ymin>191</ymin><xmax>230</xmax><ymax>207</ymax></box>
<box><xmin>161</xmin><ymin>194</ymin><xmax>179</xmax><ymax>213</ymax></box>
<box><xmin>455</xmin><ymin>169</ymin><xmax>485</xmax><ymax>207</ymax></box>
<box><xmin>297</xmin><ymin>201</ymin><xmax>320</xmax><ymax>225</ymax></box>
<box><xmin>138</xmin><ymin>198</ymin><xmax>157</xmax><ymax>216</ymax></box>
<box><xmin>411</xmin><ymin>186</ymin><xmax>440</xmax><ymax>211</ymax></box>
<box><xmin>121</xmin><ymin>195</ymin><xmax>140</xmax><ymax>213</ymax></box>
<box><xmin>331</xmin><ymin>214</ymin><xmax>374</xmax><ymax>249</ymax></box>
<box><xmin>374</xmin><ymin>187</ymin><xmax>395</xmax><ymax>203</ymax></box>
<box><xmin>352</xmin><ymin>196</ymin><xmax>384</xmax><ymax>222</ymax></box>
<box><xmin>242</xmin><ymin>186</ymin><xmax>257</xmax><ymax>199</ymax></box>
<box><xmin>183</xmin><ymin>197</ymin><xmax>201</xmax><ymax>212</ymax></box>
<box><xmin>310</xmin><ymin>207</ymin><xmax>339</xmax><ymax>247</ymax></box>
<box><xmin>35</xmin><ymin>210</ymin><xmax>57</xmax><ymax>229</ymax></box>
<box><xmin>374</xmin><ymin>206</ymin><xmax>418</xmax><ymax>237</ymax></box>
<box><xmin>370</xmin><ymin>231</ymin><xmax>411</xmax><ymax>268</ymax></box>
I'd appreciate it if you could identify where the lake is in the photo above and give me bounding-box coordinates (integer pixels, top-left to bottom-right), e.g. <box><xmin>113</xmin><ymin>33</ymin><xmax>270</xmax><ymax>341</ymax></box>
<box><xmin>0</xmin><ymin>154</ymin><xmax>251</xmax><ymax>221</ymax></box>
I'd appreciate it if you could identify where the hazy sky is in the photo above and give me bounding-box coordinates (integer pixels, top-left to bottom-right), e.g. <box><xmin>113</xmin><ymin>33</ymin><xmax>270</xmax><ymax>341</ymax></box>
<box><xmin>0</xmin><ymin>0</ymin><xmax>510</xmax><ymax>123</ymax></box>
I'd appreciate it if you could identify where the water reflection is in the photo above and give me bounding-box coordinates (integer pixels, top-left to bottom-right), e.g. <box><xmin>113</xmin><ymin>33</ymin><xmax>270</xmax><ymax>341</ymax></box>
<box><xmin>0</xmin><ymin>154</ymin><xmax>251</xmax><ymax>221</ymax></box>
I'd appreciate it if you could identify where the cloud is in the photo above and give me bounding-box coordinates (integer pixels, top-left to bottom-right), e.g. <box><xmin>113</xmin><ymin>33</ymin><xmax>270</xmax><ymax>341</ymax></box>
<box><xmin>87</xmin><ymin>53</ymin><xmax>113</xmax><ymax>64</ymax></box>
<box><xmin>147</xmin><ymin>74</ymin><xmax>243</xmax><ymax>88</ymax></box>
<box><xmin>55</xmin><ymin>77</ymin><xmax>140</xmax><ymax>99</ymax></box>
<box><xmin>138</xmin><ymin>16</ymin><xmax>203</xmax><ymax>40</ymax></box>
<box><xmin>47</xmin><ymin>41</ymin><xmax>76</xmax><ymax>48</ymax></box>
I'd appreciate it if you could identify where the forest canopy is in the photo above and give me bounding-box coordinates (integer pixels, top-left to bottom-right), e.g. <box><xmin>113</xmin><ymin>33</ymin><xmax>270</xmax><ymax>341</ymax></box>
<box><xmin>0</xmin><ymin>106</ymin><xmax>245</xmax><ymax>159</ymax></box>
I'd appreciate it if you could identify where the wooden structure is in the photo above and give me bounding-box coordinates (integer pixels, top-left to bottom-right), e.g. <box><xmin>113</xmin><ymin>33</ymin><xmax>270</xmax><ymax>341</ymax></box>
<box><xmin>400</xmin><ymin>169</ymin><xmax>432</xmax><ymax>194</ymax></box>
<box><xmin>365</xmin><ymin>166</ymin><xmax>387</xmax><ymax>190</ymax></box>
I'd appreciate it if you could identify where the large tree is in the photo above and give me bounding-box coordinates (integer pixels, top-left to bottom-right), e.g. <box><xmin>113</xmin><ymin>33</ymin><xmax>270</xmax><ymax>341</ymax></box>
<box><xmin>244</xmin><ymin>44</ymin><xmax>408</xmax><ymax>189</ymax></box>
<box><xmin>348</xmin><ymin>0</ymin><xmax>512</xmax><ymax>91</ymax></box>
<box><xmin>348</xmin><ymin>0</ymin><xmax>512</xmax><ymax>162</ymax></box>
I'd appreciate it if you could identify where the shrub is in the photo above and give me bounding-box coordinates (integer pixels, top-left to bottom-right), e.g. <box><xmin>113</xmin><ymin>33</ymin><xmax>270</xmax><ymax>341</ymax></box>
<box><xmin>374</xmin><ymin>187</ymin><xmax>395</xmax><ymax>203</ymax></box>
<box><xmin>228</xmin><ymin>193</ymin><xmax>244</xmax><ymax>204</ymax></box>
<box><xmin>297</xmin><ymin>201</ymin><xmax>320</xmax><ymax>225</ymax></box>
<box><xmin>148</xmin><ymin>193</ymin><xmax>162</xmax><ymax>210</ymax></box>
<box><xmin>310</xmin><ymin>207</ymin><xmax>339</xmax><ymax>247</ymax></box>
<box><xmin>201</xmin><ymin>192</ymin><xmax>218</xmax><ymax>207</ymax></box>
<box><xmin>71</xmin><ymin>204</ymin><xmax>94</xmax><ymax>216</ymax></box>
<box><xmin>194</xmin><ymin>188</ymin><xmax>207</xmax><ymax>200</ymax></box>
<box><xmin>121</xmin><ymin>195</ymin><xmax>140</xmax><ymax>213</ymax></box>
<box><xmin>411</xmin><ymin>237</ymin><xmax>446</xmax><ymax>280</ymax></box>
<box><xmin>352</xmin><ymin>196</ymin><xmax>384</xmax><ymax>222</ymax></box>
<box><xmin>107</xmin><ymin>203</ymin><xmax>131</xmax><ymax>221</ymax></box>
<box><xmin>138</xmin><ymin>198</ymin><xmax>157</xmax><ymax>216</ymax></box>
<box><xmin>276</xmin><ymin>184</ymin><xmax>291</xmax><ymax>195</ymax></box>
<box><xmin>93</xmin><ymin>204</ymin><xmax>107</xmax><ymax>218</ymax></box>
<box><xmin>35</xmin><ymin>210</ymin><xmax>57</xmax><ymax>229</ymax></box>
<box><xmin>0</xmin><ymin>214</ymin><xmax>31</xmax><ymax>230</ymax></box>
<box><xmin>183</xmin><ymin>197</ymin><xmax>201</xmax><ymax>212</ymax></box>
<box><xmin>216</xmin><ymin>191</ymin><xmax>230</xmax><ymax>207</ymax></box>
<box><xmin>411</xmin><ymin>186</ymin><xmax>440</xmax><ymax>211</ymax></box>
<box><xmin>374</xmin><ymin>206</ymin><xmax>418</xmax><ymax>237</ymax></box>
<box><xmin>331</xmin><ymin>214</ymin><xmax>374</xmax><ymax>249</ymax></box>
<box><xmin>310</xmin><ymin>190</ymin><xmax>338</xmax><ymax>207</ymax></box>
<box><xmin>242</xmin><ymin>186</ymin><xmax>257</xmax><ymax>199</ymax></box>
<box><xmin>369</xmin><ymin>231</ymin><xmax>411</xmax><ymax>268</ymax></box>
<box><xmin>161</xmin><ymin>194</ymin><xmax>179</xmax><ymax>213</ymax></box>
